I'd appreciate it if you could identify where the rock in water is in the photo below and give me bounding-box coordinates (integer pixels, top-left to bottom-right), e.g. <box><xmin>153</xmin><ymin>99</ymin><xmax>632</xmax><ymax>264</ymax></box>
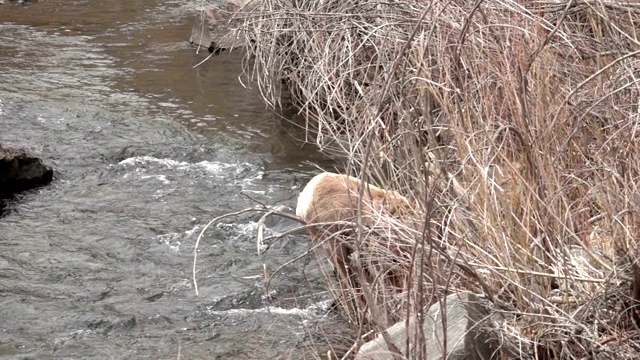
<box><xmin>0</xmin><ymin>144</ymin><xmax>53</xmax><ymax>197</ymax></box>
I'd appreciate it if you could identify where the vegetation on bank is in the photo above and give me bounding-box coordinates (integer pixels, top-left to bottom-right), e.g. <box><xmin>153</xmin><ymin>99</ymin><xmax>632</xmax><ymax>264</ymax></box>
<box><xmin>234</xmin><ymin>0</ymin><xmax>640</xmax><ymax>358</ymax></box>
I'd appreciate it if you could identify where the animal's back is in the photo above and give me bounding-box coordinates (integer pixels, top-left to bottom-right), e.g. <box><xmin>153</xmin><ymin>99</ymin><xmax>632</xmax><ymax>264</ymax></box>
<box><xmin>296</xmin><ymin>172</ymin><xmax>362</xmax><ymax>225</ymax></box>
<box><xmin>296</xmin><ymin>172</ymin><xmax>416</xmax><ymax>226</ymax></box>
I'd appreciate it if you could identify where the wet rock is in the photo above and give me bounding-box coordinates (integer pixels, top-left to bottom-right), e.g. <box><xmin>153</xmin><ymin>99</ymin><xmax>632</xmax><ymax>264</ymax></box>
<box><xmin>189</xmin><ymin>0</ymin><xmax>261</xmax><ymax>53</ymax></box>
<box><xmin>355</xmin><ymin>292</ymin><xmax>499</xmax><ymax>360</ymax></box>
<box><xmin>0</xmin><ymin>144</ymin><xmax>53</xmax><ymax>197</ymax></box>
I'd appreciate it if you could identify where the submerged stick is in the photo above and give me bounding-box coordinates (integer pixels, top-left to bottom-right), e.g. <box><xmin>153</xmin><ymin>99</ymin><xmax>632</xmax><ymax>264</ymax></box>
<box><xmin>192</xmin><ymin>206</ymin><xmax>307</xmax><ymax>296</ymax></box>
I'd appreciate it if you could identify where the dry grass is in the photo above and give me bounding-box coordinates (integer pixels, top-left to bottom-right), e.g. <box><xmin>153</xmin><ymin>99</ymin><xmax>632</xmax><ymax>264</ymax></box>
<box><xmin>230</xmin><ymin>0</ymin><xmax>640</xmax><ymax>358</ymax></box>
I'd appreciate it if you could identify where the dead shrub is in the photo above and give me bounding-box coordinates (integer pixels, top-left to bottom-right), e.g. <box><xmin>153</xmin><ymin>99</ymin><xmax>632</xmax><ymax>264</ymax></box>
<box><xmin>232</xmin><ymin>0</ymin><xmax>640</xmax><ymax>357</ymax></box>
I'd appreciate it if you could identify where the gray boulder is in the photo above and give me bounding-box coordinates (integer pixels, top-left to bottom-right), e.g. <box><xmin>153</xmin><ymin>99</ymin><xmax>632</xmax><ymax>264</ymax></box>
<box><xmin>356</xmin><ymin>292</ymin><xmax>499</xmax><ymax>360</ymax></box>
<box><xmin>0</xmin><ymin>144</ymin><xmax>53</xmax><ymax>197</ymax></box>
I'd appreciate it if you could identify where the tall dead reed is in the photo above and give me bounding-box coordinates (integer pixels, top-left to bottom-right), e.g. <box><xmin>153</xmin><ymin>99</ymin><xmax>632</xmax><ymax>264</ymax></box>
<box><xmin>234</xmin><ymin>0</ymin><xmax>640</xmax><ymax>357</ymax></box>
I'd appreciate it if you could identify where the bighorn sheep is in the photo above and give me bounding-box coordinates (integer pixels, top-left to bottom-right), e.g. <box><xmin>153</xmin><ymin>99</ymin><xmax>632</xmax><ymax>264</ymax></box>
<box><xmin>296</xmin><ymin>172</ymin><xmax>421</xmax><ymax>296</ymax></box>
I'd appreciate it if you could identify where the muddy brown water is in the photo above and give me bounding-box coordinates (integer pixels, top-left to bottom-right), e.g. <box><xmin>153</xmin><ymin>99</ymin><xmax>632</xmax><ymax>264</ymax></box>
<box><xmin>0</xmin><ymin>1</ymin><xmax>345</xmax><ymax>358</ymax></box>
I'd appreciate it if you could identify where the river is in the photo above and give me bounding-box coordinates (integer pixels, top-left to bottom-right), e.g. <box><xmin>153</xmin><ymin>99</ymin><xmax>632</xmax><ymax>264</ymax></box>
<box><xmin>0</xmin><ymin>1</ymin><xmax>345</xmax><ymax>358</ymax></box>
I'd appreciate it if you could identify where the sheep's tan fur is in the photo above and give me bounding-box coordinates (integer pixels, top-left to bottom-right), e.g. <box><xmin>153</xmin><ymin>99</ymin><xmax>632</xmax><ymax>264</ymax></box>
<box><xmin>296</xmin><ymin>172</ymin><xmax>421</xmax><ymax>311</ymax></box>
<box><xmin>296</xmin><ymin>172</ymin><xmax>416</xmax><ymax>230</ymax></box>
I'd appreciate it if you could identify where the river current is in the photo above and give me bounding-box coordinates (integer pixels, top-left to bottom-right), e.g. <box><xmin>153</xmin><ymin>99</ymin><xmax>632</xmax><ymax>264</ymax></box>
<box><xmin>0</xmin><ymin>1</ymin><xmax>344</xmax><ymax>358</ymax></box>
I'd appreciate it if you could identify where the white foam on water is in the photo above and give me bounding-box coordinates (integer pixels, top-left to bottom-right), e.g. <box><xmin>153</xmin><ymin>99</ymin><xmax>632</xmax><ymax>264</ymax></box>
<box><xmin>156</xmin><ymin>224</ymin><xmax>201</xmax><ymax>252</ymax></box>
<box><xmin>242</xmin><ymin>189</ymin><xmax>266</xmax><ymax>195</ymax></box>
<box><xmin>185</xmin><ymin>223</ymin><xmax>199</xmax><ymax>236</ymax></box>
<box><xmin>157</xmin><ymin>102</ymin><xmax>179</xmax><ymax>108</ymax></box>
<box><xmin>140</xmin><ymin>174</ymin><xmax>170</xmax><ymax>184</ymax></box>
<box><xmin>156</xmin><ymin>233</ymin><xmax>182</xmax><ymax>252</ymax></box>
<box><xmin>194</xmin><ymin>160</ymin><xmax>235</xmax><ymax>174</ymax></box>
<box><xmin>170</xmin><ymin>278</ymin><xmax>192</xmax><ymax>292</ymax></box>
<box><xmin>117</xmin><ymin>157</ymin><xmax>266</xmax><ymax>194</ymax></box>
<box><xmin>118</xmin><ymin>156</ymin><xmax>263</xmax><ymax>182</ymax></box>
<box><xmin>205</xmin><ymin>299</ymin><xmax>333</xmax><ymax>318</ymax></box>
<box><xmin>213</xmin><ymin>221</ymin><xmax>267</xmax><ymax>243</ymax></box>
<box><xmin>119</xmin><ymin>156</ymin><xmax>189</xmax><ymax>168</ymax></box>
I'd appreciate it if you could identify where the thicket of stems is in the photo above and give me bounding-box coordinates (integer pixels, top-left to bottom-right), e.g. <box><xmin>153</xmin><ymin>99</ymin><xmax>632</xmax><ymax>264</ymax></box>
<box><xmin>232</xmin><ymin>0</ymin><xmax>640</xmax><ymax>357</ymax></box>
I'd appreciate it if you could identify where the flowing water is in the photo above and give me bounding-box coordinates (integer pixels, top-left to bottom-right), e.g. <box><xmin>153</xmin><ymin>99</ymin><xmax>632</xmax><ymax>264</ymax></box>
<box><xmin>0</xmin><ymin>1</ymin><xmax>344</xmax><ymax>358</ymax></box>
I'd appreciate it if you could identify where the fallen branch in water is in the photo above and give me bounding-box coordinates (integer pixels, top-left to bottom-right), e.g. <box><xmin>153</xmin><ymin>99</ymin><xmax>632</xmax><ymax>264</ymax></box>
<box><xmin>192</xmin><ymin>205</ymin><xmax>303</xmax><ymax>296</ymax></box>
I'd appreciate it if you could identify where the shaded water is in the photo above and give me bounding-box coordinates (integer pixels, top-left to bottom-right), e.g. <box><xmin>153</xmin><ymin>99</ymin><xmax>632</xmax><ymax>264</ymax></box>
<box><xmin>0</xmin><ymin>1</ymin><xmax>343</xmax><ymax>358</ymax></box>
